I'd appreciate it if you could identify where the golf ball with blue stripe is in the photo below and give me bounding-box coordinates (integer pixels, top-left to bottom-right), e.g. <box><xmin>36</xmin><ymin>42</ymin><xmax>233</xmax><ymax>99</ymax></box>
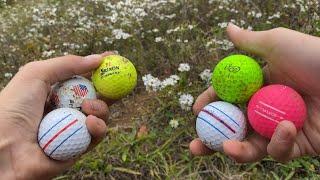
<box><xmin>38</xmin><ymin>108</ymin><xmax>91</xmax><ymax>161</ymax></box>
<box><xmin>196</xmin><ymin>101</ymin><xmax>246</xmax><ymax>151</ymax></box>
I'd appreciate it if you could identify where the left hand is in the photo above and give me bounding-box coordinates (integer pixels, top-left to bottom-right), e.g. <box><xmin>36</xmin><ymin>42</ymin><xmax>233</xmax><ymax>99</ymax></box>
<box><xmin>189</xmin><ymin>24</ymin><xmax>320</xmax><ymax>163</ymax></box>
<box><xmin>0</xmin><ymin>52</ymin><xmax>112</xmax><ymax>179</ymax></box>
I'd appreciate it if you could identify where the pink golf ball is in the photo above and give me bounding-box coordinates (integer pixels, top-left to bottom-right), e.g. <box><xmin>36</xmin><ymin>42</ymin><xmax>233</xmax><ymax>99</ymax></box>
<box><xmin>248</xmin><ymin>84</ymin><xmax>307</xmax><ymax>139</ymax></box>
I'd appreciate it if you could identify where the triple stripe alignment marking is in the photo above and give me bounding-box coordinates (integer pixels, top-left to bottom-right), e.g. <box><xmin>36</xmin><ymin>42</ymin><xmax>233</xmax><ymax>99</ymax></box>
<box><xmin>208</xmin><ymin>105</ymin><xmax>240</xmax><ymax>127</ymax></box>
<box><xmin>43</xmin><ymin>119</ymin><xmax>79</xmax><ymax>151</ymax></box>
<box><xmin>39</xmin><ymin>114</ymin><xmax>71</xmax><ymax>142</ymax></box>
<box><xmin>198</xmin><ymin>116</ymin><xmax>230</xmax><ymax>139</ymax></box>
<box><xmin>202</xmin><ymin>109</ymin><xmax>236</xmax><ymax>133</ymax></box>
<box><xmin>49</xmin><ymin>126</ymin><xmax>83</xmax><ymax>156</ymax></box>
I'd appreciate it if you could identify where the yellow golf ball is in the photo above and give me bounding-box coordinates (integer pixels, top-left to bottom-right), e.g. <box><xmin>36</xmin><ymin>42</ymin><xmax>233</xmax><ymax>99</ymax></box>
<box><xmin>92</xmin><ymin>55</ymin><xmax>137</xmax><ymax>100</ymax></box>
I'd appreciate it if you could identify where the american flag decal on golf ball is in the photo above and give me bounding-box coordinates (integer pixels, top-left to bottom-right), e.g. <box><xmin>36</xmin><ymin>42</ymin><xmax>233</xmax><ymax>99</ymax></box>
<box><xmin>72</xmin><ymin>84</ymin><xmax>89</xmax><ymax>97</ymax></box>
<box><xmin>38</xmin><ymin>108</ymin><xmax>91</xmax><ymax>161</ymax></box>
<box><xmin>196</xmin><ymin>101</ymin><xmax>246</xmax><ymax>151</ymax></box>
<box><xmin>50</xmin><ymin>76</ymin><xmax>97</xmax><ymax>109</ymax></box>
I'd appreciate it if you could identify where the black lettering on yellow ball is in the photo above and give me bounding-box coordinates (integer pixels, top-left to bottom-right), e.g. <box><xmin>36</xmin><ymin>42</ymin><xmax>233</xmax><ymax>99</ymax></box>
<box><xmin>100</xmin><ymin>66</ymin><xmax>120</xmax><ymax>76</ymax></box>
<box><xmin>100</xmin><ymin>71</ymin><xmax>120</xmax><ymax>78</ymax></box>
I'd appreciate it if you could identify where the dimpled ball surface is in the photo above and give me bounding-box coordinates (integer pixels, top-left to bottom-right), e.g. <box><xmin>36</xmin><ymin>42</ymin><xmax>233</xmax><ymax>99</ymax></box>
<box><xmin>248</xmin><ymin>84</ymin><xmax>307</xmax><ymax>139</ymax></box>
<box><xmin>212</xmin><ymin>55</ymin><xmax>263</xmax><ymax>103</ymax></box>
<box><xmin>92</xmin><ymin>55</ymin><xmax>137</xmax><ymax>100</ymax></box>
<box><xmin>196</xmin><ymin>101</ymin><xmax>246</xmax><ymax>151</ymax></box>
<box><xmin>38</xmin><ymin>108</ymin><xmax>91</xmax><ymax>161</ymax></box>
<box><xmin>51</xmin><ymin>76</ymin><xmax>97</xmax><ymax>109</ymax></box>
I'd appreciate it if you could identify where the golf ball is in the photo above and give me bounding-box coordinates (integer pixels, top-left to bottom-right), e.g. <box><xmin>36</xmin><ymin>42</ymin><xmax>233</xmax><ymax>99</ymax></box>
<box><xmin>38</xmin><ymin>108</ymin><xmax>91</xmax><ymax>161</ymax></box>
<box><xmin>196</xmin><ymin>101</ymin><xmax>246</xmax><ymax>151</ymax></box>
<box><xmin>51</xmin><ymin>76</ymin><xmax>97</xmax><ymax>109</ymax></box>
<box><xmin>212</xmin><ymin>55</ymin><xmax>263</xmax><ymax>103</ymax></box>
<box><xmin>248</xmin><ymin>84</ymin><xmax>307</xmax><ymax>139</ymax></box>
<box><xmin>92</xmin><ymin>55</ymin><xmax>137</xmax><ymax>100</ymax></box>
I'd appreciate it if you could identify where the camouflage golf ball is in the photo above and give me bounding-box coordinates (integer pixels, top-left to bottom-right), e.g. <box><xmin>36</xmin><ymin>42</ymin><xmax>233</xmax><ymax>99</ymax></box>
<box><xmin>51</xmin><ymin>76</ymin><xmax>97</xmax><ymax>109</ymax></box>
<box><xmin>92</xmin><ymin>55</ymin><xmax>137</xmax><ymax>100</ymax></box>
<box><xmin>211</xmin><ymin>55</ymin><xmax>263</xmax><ymax>103</ymax></box>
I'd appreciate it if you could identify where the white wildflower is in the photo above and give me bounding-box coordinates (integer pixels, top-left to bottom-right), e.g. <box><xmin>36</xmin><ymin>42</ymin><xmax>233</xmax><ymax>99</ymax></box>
<box><xmin>199</xmin><ymin>69</ymin><xmax>212</xmax><ymax>82</ymax></box>
<box><xmin>178</xmin><ymin>63</ymin><xmax>191</xmax><ymax>72</ymax></box>
<box><xmin>218</xmin><ymin>22</ymin><xmax>228</xmax><ymax>29</ymax></box>
<box><xmin>179</xmin><ymin>93</ymin><xmax>194</xmax><ymax>111</ymax></box>
<box><xmin>169</xmin><ymin>119</ymin><xmax>179</xmax><ymax>128</ymax></box>
<box><xmin>255</xmin><ymin>12</ymin><xmax>262</xmax><ymax>18</ymax></box>
<box><xmin>155</xmin><ymin>37</ymin><xmax>164</xmax><ymax>42</ymax></box>
<box><xmin>42</xmin><ymin>50</ymin><xmax>55</xmax><ymax>58</ymax></box>
<box><xmin>112</xmin><ymin>29</ymin><xmax>131</xmax><ymax>40</ymax></box>
<box><xmin>188</xmin><ymin>25</ymin><xmax>194</xmax><ymax>30</ymax></box>
<box><xmin>161</xmin><ymin>75</ymin><xmax>180</xmax><ymax>89</ymax></box>
<box><xmin>142</xmin><ymin>74</ymin><xmax>162</xmax><ymax>92</ymax></box>
<box><xmin>4</xmin><ymin>73</ymin><xmax>13</xmax><ymax>78</ymax></box>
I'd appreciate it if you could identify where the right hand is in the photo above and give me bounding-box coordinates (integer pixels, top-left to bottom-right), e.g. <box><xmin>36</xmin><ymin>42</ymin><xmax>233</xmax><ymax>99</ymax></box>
<box><xmin>190</xmin><ymin>23</ymin><xmax>320</xmax><ymax>163</ymax></box>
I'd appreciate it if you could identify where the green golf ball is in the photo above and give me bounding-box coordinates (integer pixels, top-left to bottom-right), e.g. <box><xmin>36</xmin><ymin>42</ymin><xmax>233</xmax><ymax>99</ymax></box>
<box><xmin>211</xmin><ymin>55</ymin><xmax>263</xmax><ymax>103</ymax></box>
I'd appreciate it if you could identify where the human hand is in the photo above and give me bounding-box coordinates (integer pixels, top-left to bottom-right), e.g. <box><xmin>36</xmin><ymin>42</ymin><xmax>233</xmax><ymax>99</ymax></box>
<box><xmin>190</xmin><ymin>23</ymin><xmax>320</xmax><ymax>163</ymax></box>
<box><xmin>0</xmin><ymin>52</ymin><xmax>113</xmax><ymax>179</ymax></box>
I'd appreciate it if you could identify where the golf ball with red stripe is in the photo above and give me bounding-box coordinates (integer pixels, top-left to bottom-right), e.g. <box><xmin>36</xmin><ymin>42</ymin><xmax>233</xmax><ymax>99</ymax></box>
<box><xmin>248</xmin><ymin>84</ymin><xmax>307</xmax><ymax>139</ymax></box>
<box><xmin>196</xmin><ymin>101</ymin><xmax>246</xmax><ymax>151</ymax></box>
<box><xmin>38</xmin><ymin>108</ymin><xmax>91</xmax><ymax>161</ymax></box>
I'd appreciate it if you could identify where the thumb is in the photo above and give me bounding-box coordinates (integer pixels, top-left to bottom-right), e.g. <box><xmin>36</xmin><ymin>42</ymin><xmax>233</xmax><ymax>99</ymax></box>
<box><xmin>19</xmin><ymin>54</ymin><xmax>103</xmax><ymax>85</ymax></box>
<box><xmin>227</xmin><ymin>23</ymin><xmax>273</xmax><ymax>58</ymax></box>
<box><xmin>267</xmin><ymin>120</ymin><xmax>298</xmax><ymax>162</ymax></box>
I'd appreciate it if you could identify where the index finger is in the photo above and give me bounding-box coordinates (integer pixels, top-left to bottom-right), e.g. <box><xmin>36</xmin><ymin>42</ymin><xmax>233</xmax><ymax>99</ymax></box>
<box><xmin>193</xmin><ymin>86</ymin><xmax>218</xmax><ymax>115</ymax></box>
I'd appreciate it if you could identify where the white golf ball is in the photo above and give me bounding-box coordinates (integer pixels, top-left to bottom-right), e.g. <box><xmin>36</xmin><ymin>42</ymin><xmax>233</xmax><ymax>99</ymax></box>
<box><xmin>196</xmin><ymin>101</ymin><xmax>246</xmax><ymax>151</ymax></box>
<box><xmin>38</xmin><ymin>108</ymin><xmax>91</xmax><ymax>161</ymax></box>
<box><xmin>51</xmin><ymin>76</ymin><xmax>97</xmax><ymax>109</ymax></box>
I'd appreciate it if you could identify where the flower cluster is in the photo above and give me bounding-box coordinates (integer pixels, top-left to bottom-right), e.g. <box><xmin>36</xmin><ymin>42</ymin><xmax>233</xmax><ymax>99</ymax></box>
<box><xmin>178</xmin><ymin>63</ymin><xmax>191</xmax><ymax>72</ymax></box>
<box><xmin>178</xmin><ymin>93</ymin><xmax>194</xmax><ymax>111</ymax></box>
<box><xmin>199</xmin><ymin>69</ymin><xmax>212</xmax><ymax>83</ymax></box>
<box><xmin>142</xmin><ymin>74</ymin><xmax>180</xmax><ymax>92</ymax></box>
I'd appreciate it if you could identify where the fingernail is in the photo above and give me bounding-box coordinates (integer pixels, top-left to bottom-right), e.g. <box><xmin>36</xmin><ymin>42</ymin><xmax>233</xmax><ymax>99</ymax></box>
<box><xmin>84</xmin><ymin>54</ymin><xmax>102</xmax><ymax>61</ymax></box>
<box><xmin>228</xmin><ymin>23</ymin><xmax>241</xmax><ymax>31</ymax></box>
<box><xmin>112</xmin><ymin>50</ymin><xmax>119</xmax><ymax>55</ymax></box>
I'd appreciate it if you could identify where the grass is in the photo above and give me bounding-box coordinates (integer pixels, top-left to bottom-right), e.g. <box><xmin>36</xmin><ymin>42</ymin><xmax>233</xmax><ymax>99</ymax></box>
<box><xmin>1</xmin><ymin>0</ymin><xmax>320</xmax><ymax>179</ymax></box>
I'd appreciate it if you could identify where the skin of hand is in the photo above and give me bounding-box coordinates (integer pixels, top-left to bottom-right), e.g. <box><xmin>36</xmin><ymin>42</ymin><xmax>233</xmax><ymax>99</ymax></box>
<box><xmin>0</xmin><ymin>52</ymin><xmax>113</xmax><ymax>179</ymax></box>
<box><xmin>190</xmin><ymin>23</ymin><xmax>320</xmax><ymax>163</ymax></box>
